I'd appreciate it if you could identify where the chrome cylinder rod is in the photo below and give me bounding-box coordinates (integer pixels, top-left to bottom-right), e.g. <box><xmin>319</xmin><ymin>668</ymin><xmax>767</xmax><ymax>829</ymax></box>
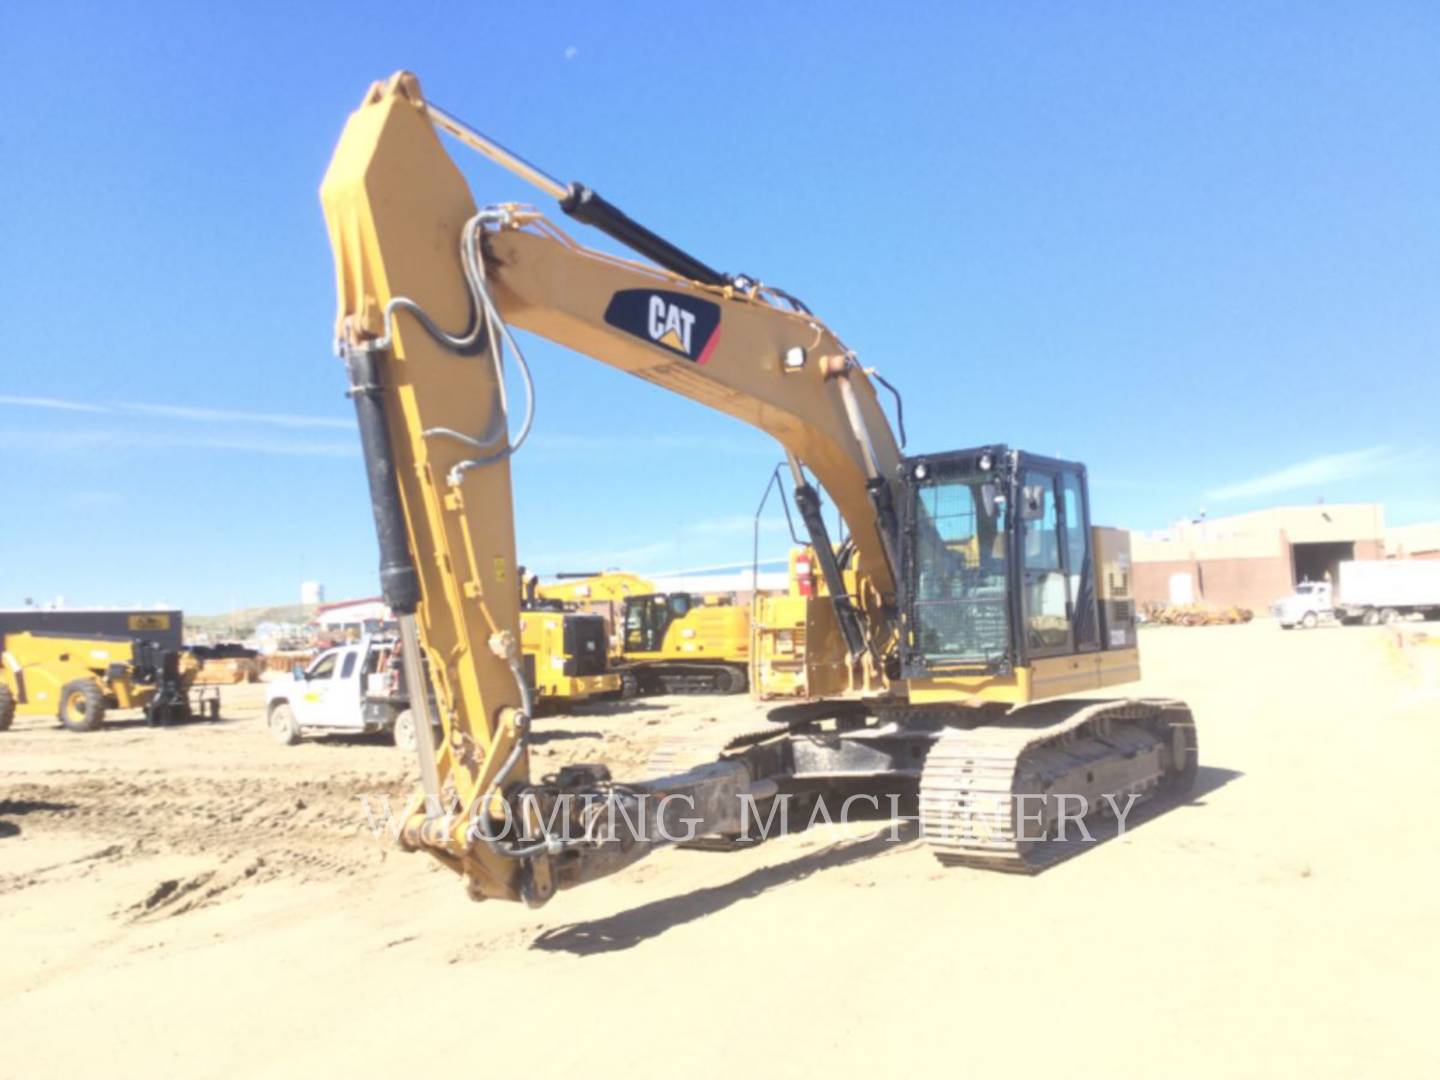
<box><xmin>426</xmin><ymin>104</ymin><xmax>569</xmax><ymax>201</ymax></box>
<box><xmin>398</xmin><ymin>613</ymin><xmax>445</xmax><ymax>816</ymax></box>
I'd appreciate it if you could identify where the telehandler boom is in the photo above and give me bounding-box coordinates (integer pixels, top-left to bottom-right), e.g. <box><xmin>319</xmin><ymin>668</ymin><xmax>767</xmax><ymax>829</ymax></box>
<box><xmin>320</xmin><ymin>73</ymin><xmax>1197</xmax><ymax>906</ymax></box>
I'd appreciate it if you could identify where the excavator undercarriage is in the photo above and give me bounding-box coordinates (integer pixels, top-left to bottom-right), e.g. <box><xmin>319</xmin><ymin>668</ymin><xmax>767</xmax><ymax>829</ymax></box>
<box><xmin>651</xmin><ymin>696</ymin><xmax>1197</xmax><ymax>865</ymax></box>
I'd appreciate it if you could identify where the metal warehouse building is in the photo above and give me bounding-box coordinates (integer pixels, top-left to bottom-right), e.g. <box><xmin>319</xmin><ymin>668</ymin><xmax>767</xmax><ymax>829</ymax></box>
<box><xmin>0</xmin><ymin>608</ymin><xmax>184</xmax><ymax>651</ymax></box>
<box><xmin>1131</xmin><ymin>504</ymin><xmax>1387</xmax><ymax>611</ymax></box>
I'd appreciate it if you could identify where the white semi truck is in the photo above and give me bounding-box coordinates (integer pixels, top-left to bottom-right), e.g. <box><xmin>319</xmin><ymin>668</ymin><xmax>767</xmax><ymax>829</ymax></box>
<box><xmin>1272</xmin><ymin>560</ymin><xmax>1440</xmax><ymax>628</ymax></box>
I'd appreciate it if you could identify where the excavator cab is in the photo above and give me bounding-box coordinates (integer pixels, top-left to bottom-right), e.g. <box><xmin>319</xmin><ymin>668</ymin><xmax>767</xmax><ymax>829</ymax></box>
<box><xmin>621</xmin><ymin>594</ymin><xmax>688</xmax><ymax>654</ymax></box>
<box><xmin>897</xmin><ymin>446</ymin><xmax>1123</xmax><ymax>696</ymax></box>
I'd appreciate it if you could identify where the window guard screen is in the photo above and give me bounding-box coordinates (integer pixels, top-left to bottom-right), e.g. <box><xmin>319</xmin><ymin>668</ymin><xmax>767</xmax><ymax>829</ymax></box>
<box><xmin>910</xmin><ymin>477</ymin><xmax>1010</xmax><ymax>665</ymax></box>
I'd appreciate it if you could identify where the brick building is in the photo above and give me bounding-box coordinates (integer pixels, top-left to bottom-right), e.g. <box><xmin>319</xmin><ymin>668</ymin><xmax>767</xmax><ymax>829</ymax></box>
<box><xmin>1131</xmin><ymin>504</ymin><xmax>1386</xmax><ymax>611</ymax></box>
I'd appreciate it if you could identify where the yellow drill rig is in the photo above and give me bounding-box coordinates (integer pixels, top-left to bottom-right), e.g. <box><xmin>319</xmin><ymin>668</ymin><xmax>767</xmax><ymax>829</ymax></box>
<box><xmin>320</xmin><ymin>73</ymin><xmax>1197</xmax><ymax>906</ymax></box>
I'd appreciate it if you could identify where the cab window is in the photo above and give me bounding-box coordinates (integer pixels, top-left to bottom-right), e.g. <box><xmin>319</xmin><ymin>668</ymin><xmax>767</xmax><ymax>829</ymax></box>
<box><xmin>339</xmin><ymin>651</ymin><xmax>358</xmax><ymax>679</ymax></box>
<box><xmin>909</xmin><ymin>475</ymin><xmax>1009</xmax><ymax>665</ymax></box>
<box><xmin>1060</xmin><ymin>470</ymin><xmax>1099</xmax><ymax>651</ymax></box>
<box><xmin>308</xmin><ymin>652</ymin><xmax>338</xmax><ymax>680</ymax></box>
<box><xmin>1021</xmin><ymin>471</ymin><xmax>1069</xmax><ymax>653</ymax></box>
<box><xmin>623</xmin><ymin>596</ymin><xmax>671</xmax><ymax>653</ymax></box>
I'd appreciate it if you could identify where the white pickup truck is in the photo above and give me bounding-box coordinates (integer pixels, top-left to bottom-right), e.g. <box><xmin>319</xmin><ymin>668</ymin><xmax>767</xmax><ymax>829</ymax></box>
<box><xmin>265</xmin><ymin>635</ymin><xmax>423</xmax><ymax>749</ymax></box>
<box><xmin>1272</xmin><ymin>560</ymin><xmax>1440</xmax><ymax>629</ymax></box>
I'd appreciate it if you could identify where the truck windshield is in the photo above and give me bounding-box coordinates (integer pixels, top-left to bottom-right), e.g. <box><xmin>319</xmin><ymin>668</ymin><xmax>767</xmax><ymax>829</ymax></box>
<box><xmin>910</xmin><ymin>475</ymin><xmax>1009</xmax><ymax>665</ymax></box>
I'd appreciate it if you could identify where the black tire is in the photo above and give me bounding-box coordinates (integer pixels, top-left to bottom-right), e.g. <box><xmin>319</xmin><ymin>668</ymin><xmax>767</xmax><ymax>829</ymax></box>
<box><xmin>268</xmin><ymin>702</ymin><xmax>301</xmax><ymax>746</ymax></box>
<box><xmin>1380</xmin><ymin>608</ymin><xmax>1400</xmax><ymax>625</ymax></box>
<box><xmin>1300</xmin><ymin>611</ymin><xmax>1318</xmax><ymax>630</ymax></box>
<box><xmin>392</xmin><ymin>709</ymin><xmax>416</xmax><ymax>753</ymax></box>
<box><xmin>1362</xmin><ymin>609</ymin><xmax>1380</xmax><ymax>627</ymax></box>
<box><xmin>0</xmin><ymin>683</ymin><xmax>14</xmax><ymax>731</ymax></box>
<box><xmin>58</xmin><ymin>679</ymin><xmax>106</xmax><ymax>732</ymax></box>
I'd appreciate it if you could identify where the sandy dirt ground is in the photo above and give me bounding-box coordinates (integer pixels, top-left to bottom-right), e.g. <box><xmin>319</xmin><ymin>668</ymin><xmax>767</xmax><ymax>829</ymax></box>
<box><xmin>3</xmin><ymin>621</ymin><xmax>1438</xmax><ymax>1079</ymax></box>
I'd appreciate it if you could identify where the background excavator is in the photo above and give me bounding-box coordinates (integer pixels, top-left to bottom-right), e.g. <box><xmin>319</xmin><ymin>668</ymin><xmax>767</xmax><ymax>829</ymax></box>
<box><xmin>535</xmin><ymin>571</ymin><xmax>750</xmax><ymax>694</ymax></box>
<box><xmin>320</xmin><ymin>72</ymin><xmax>1198</xmax><ymax>907</ymax></box>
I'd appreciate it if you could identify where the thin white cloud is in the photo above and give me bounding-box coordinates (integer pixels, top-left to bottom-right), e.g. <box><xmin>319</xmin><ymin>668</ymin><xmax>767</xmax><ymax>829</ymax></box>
<box><xmin>0</xmin><ymin>429</ymin><xmax>357</xmax><ymax>459</ymax></box>
<box><xmin>685</xmin><ymin>514</ymin><xmax>786</xmax><ymax>536</ymax></box>
<box><xmin>0</xmin><ymin>393</ymin><xmax>352</xmax><ymax>429</ymax></box>
<box><xmin>155</xmin><ymin>434</ymin><xmax>357</xmax><ymax>459</ymax></box>
<box><xmin>1206</xmin><ymin>446</ymin><xmax>1403</xmax><ymax>501</ymax></box>
<box><xmin>119</xmin><ymin>402</ymin><xmax>354</xmax><ymax>430</ymax></box>
<box><xmin>528</xmin><ymin>432</ymin><xmax>774</xmax><ymax>457</ymax></box>
<box><xmin>0</xmin><ymin>393</ymin><xmax>111</xmax><ymax>413</ymax></box>
<box><xmin>1088</xmin><ymin>476</ymin><xmax>1166</xmax><ymax>492</ymax></box>
<box><xmin>523</xmin><ymin>539</ymin><xmax>678</xmax><ymax>570</ymax></box>
<box><xmin>59</xmin><ymin>490</ymin><xmax>126</xmax><ymax>510</ymax></box>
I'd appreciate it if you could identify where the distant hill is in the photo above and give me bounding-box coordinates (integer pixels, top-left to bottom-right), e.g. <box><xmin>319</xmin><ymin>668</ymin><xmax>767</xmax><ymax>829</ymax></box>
<box><xmin>185</xmin><ymin>603</ymin><xmax>317</xmax><ymax>640</ymax></box>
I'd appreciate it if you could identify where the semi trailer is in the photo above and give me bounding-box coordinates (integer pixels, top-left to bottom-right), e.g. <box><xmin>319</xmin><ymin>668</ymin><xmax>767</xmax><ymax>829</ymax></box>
<box><xmin>1272</xmin><ymin>560</ymin><xmax>1440</xmax><ymax>628</ymax></box>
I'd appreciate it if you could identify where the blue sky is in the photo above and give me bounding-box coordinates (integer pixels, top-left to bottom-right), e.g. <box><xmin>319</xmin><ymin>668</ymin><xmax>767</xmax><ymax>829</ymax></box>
<box><xmin>1</xmin><ymin>2</ymin><xmax>1436</xmax><ymax>612</ymax></box>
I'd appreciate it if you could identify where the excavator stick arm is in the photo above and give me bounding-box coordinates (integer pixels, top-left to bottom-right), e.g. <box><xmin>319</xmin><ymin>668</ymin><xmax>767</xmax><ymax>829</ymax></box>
<box><xmin>321</xmin><ymin>73</ymin><xmax>899</xmax><ymax>900</ymax></box>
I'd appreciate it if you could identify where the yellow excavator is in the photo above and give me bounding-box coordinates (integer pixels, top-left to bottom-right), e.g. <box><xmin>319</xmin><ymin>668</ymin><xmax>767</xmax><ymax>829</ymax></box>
<box><xmin>320</xmin><ymin>73</ymin><xmax>1198</xmax><ymax>906</ymax></box>
<box><xmin>536</xmin><ymin>572</ymin><xmax>749</xmax><ymax>694</ymax></box>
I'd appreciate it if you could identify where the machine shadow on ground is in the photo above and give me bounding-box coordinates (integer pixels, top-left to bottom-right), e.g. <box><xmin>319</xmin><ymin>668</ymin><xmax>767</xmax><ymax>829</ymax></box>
<box><xmin>1035</xmin><ymin>764</ymin><xmax>1243</xmax><ymax>867</ymax></box>
<box><xmin>0</xmin><ymin>798</ymin><xmax>77</xmax><ymax>841</ymax></box>
<box><xmin>529</xmin><ymin>728</ymin><xmax>606</xmax><ymax>745</ymax></box>
<box><xmin>528</xmin><ymin>765</ymin><xmax>1241</xmax><ymax>956</ymax></box>
<box><xmin>530</xmin><ymin>822</ymin><xmax>920</xmax><ymax>956</ymax></box>
<box><xmin>2</xmin><ymin>719</ymin><xmax>231</xmax><ymax>735</ymax></box>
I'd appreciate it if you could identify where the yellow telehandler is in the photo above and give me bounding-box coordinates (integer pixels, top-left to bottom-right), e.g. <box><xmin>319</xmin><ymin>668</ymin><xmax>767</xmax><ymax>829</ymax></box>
<box><xmin>0</xmin><ymin>631</ymin><xmax>209</xmax><ymax>732</ymax></box>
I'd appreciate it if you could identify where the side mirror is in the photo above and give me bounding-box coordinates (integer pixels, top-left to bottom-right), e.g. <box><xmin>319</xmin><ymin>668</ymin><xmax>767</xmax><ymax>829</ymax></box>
<box><xmin>292</xmin><ymin>663</ymin><xmax>307</xmax><ymax>679</ymax></box>
<box><xmin>1021</xmin><ymin>483</ymin><xmax>1046</xmax><ymax>521</ymax></box>
<box><xmin>980</xmin><ymin>482</ymin><xmax>1001</xmax><ymax>518</ymax></box>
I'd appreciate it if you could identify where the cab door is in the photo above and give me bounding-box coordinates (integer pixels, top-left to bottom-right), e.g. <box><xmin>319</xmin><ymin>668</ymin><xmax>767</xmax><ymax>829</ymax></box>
<box><xmin>1017</xmin><ymin>461</ymin><xmax>1100</xmax><ymax>658</ymax></box>
<box><xmin>314</xmin><ymin>646</ymin><xmax>366</xmax><ymax>729</ymax></box>
<box><xmin>623</xmin><ymin>595</ymin><xmax>676</xmax><ymax>657</ymax></box>
<box><xmin>296</xmin><ymin>647</ymin><xmax>363</xmax><ymax>729</ymax></box>
<box><xmin>1058</xmin><ymin>467</ymin><xmax>1100</xmax><ymax>651</ymax></box>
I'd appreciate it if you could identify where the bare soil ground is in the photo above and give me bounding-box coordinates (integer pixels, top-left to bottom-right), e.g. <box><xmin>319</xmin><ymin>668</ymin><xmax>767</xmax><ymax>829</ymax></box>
<box><xmin>3</xmin><ymin>622</ymin><xmax>1438</xmax><ymax>1079</ymax></box>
